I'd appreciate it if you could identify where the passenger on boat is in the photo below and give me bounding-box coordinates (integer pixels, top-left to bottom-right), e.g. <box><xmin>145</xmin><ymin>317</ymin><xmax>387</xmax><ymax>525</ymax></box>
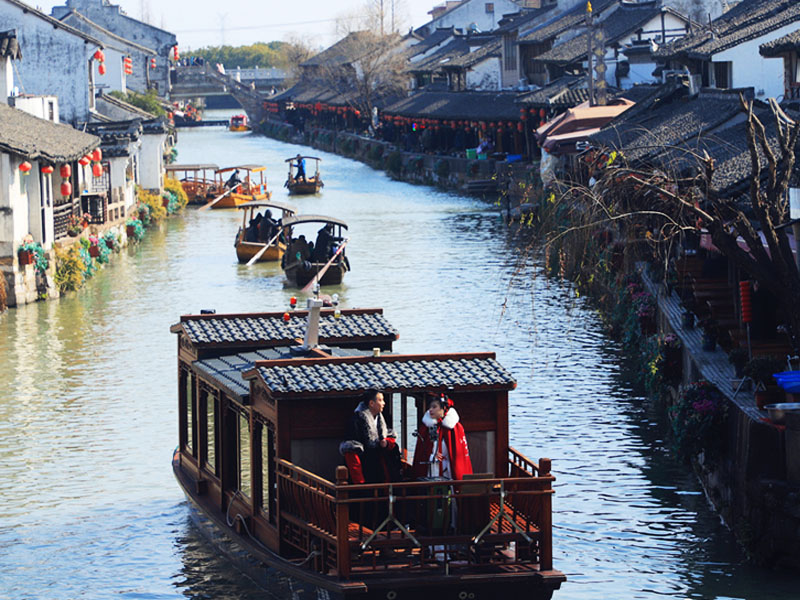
<box><xmin>294</xmin><ymin>155</ymin><xmax>306</xmax><ymax>182</ymax></box>
<box><xmin>340</xmin><ymin>389</ymin><xmax>402</xmax><ymax>484</ymax></box>
<box><xmin>225</xmin><ymin>169</ymin><xmax>242</xmax><ymax>189</ymax></box>
<box><xmin>245</xmin><ymin>213</ymin><xmax>261</xmax><ymax>242</ymax></box>
<box><xmin>287</xmin><ymin>235</ymin><xmax>310</xmax><ymax>263</ymax></box>
<box><xmin>312</xmin><ymin>224</ymin><xmax>333</xmax><ymax>262</ymax></box>
<box><xmin>412</xmin><ymin>394</ymin><xmax>472</xmax><ymax>480</ymax></box>
<box><xmin>258</xmin><ymin>210</ymin><xmax>277</xmax><ymax>242</ymax></box>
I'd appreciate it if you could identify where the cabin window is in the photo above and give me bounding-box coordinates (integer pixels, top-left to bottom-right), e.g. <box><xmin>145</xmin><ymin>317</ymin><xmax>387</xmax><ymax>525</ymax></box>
<box><xmin>202</xmin><ymin>389</ymin><xmax>218</xmax><ymax>476</ymax></box>
<box><xmin>180</xmin><ymin>367</ymin><xmax>196</xmax><ymax>456</ymax></box>
<box><xmin>257</xmin><ymin>420</ymin><xmax>277</xmax><ymax>522</ymax></box>
<box><xmin>238</xmin><ymin>411</ymin><xmax>252</xmax><ymax>498</ymax></box>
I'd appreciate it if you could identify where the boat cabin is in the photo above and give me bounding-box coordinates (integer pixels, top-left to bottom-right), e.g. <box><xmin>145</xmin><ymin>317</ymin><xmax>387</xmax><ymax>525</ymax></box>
<box><xmin>171</xmin><ymin>305</ymin><xmax>564</xmax><ymax>598</ymax></box>
<box><xmin>280</xmin><ymin>215</ymin><xmax>349</xmax><ymax>287</ymax></box>
<box><xmin>235</xmin><ymin>200</ymin><xmax>298</xmax><ymax>264</ymax></box>
<box><xmin>214</xmin><ymin>165</ymin><xmax>270</xmax><ymax>208</ymax></box>
<box><xmin>165</xmin><ymin>163</ymin><xmax>221</xmax><ymax>204</ymax></box>
<box><xmin>230</xmin><ymin>114</ymin><xmax>250</xmax><ymax>131</ymax></box>
<box><xmin>285</xmin><ymin>156</ymin><xmax>323</xmax><ymax>195</ymax></box>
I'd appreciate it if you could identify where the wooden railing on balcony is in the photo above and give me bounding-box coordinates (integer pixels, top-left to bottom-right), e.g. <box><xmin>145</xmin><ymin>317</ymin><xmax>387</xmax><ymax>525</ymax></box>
<box><xmin>277</xmin><ymin>448</ymin><xmax>555</xmax><ymax>579</ymax></box>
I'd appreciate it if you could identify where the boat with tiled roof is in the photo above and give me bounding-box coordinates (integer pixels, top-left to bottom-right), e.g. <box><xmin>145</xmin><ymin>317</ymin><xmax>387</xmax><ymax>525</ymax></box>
<box><xmin>171</xmin><ymin>299</ymin><xmax>565</xmax><ymax>599</ymax></box>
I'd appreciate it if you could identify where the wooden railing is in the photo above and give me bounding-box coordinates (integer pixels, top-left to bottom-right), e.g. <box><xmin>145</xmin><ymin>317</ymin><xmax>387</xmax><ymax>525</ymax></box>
<box><xmin>277</xmin><ymin>449</ymin><xmax>555</xmax><ymax>578</ymax></box>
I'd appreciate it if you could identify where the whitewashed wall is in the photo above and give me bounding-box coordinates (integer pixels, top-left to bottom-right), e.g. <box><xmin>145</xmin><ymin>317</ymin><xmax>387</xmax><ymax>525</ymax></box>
<box><xmin>0</xmin><ymin>3</ymin><xmax>98</xmax><ymax>125</ymax></box>
<box><xmin>423</xmin><ymin>0</ymin><xmax>522</xmax><ymax>35</ymax></box>
<box><xmin>139</xmin><ymin>132</ymin><xmax>166</xmax><ymax>191</ymax></box>
<box><xmin>0</xmin><ymin>154</ymin><xmax>54</xmax><ymax>256</ymax></box>
<box><xmin>467</xmin><ymin>56</ymin><xmax>502</xmax><ymax>90</ymax></box>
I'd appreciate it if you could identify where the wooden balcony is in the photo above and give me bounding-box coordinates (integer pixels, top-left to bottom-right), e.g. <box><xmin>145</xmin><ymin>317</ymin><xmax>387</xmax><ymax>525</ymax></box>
<box><xmin>276</xmin><ymin>447</ymin><xmax>555</xmax><ymax>579</ymax></box>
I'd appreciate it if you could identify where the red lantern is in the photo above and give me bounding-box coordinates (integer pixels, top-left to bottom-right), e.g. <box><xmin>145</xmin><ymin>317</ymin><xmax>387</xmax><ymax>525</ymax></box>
<box><xmin>173</xmin><ymin>46</ymin><xmax>179</xmax><ymax>60</ymax></box>
<box><xmin>60</xmin><ymin>164</ymin><xmax>72</xmax><ymax>178</ymax></box>
<box><xmin>61</xmin><ymin>181</ymin><xmax>72</xmax><ymax>197</ymax></box>
<box><xmin>93</xmin><ymin>49</ymin><xmax>105</xmax><ymax>62</ymax></box>
<box><xmin>98</xmin><ymin>63</ymin><xmax>106</xmax><ymax>75</ymax></box>
<box><xmin>92</xmin><ymin>162</ymin><xmax>103</xmax><ymax>178</ymax></box>
<box><xmin>92</xmin><ymin>148</ymin><xmax>102</xmax><ymax>162</ymax></box>
<box><xmin>740</xmin><ymin>281</ymin><xmax>752</xmax><ymax>324</ymax></box>
<box><xmin>79</xmin><ymin>155</ymin><xmax>91</xmax><ymax>166</ymax></box>
<box><xmin>19</xmin><ymin>161</ymin><xmax>31</xmax><ymax>173</ymax></box>
<box><xmin>41</xmin><ymin>165</ymin><xmax>54</xmax><ymax>174</ymax></box>
<box><xmin>517</xmin><ymin>122</ymin><xmax>524</xmax><ymax>132</ymax></box>
<box><xmin>282</xmin><ymin>312</ymin><xmax>291</xmax><ymax>322</ymax></box>
<box><xmin>290</xmin><ymin>296</ymin><xmax>297</xmax><ymax>308</ymax></box>
<box><xmin>150</xmin><ymin>58</ymin><xmax>157</xmax><ymax>69</ymax></box>
<box><xmin>539</xmin><ymin>108</ymin><xmax>546</xmax><ymax>118</ymax></box>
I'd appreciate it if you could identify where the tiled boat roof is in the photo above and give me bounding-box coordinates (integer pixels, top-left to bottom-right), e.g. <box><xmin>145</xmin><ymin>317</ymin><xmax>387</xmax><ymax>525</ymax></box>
<box><xmin>251</xmin><ymin>354</ymin><xmax>517</xmax><ymax>396</ymax></box>
<box><xmin>173</xmin><ymin>309</ymin><xmax>398</xmax><ymax>348</ymax></box>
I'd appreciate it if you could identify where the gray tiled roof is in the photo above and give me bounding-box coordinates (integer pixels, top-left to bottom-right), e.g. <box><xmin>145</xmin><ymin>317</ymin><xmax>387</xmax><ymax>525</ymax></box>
<box><xmin>657</xmin><ymin>0</ymin><xmax>800</xmax><ymax>61</ymax></box>
<box><xmin>760</xmin><ymin>27</ymin><xmax>800</xmax><ymax>56</ymax></box>
<box><xmin>518</xmin><ymin>0</ymin><xmax>615</xmax><ymax>45</ymax></box>
<box><xmin>0</xmin><ymin>103</ymin><xmax>99</xmax><ymax>162</ymax></box>
<box><xmin>176</xmin><ymin>310</ymin><xmax>398</xmax><ymax>347</ymax></box>
<box><xmin>533</xmin><ymin>3</ymin><xmax>665</xmax><ymax>67</ymax></box>
<box><xmin>384</xmin><ymin>89</ymin><xmax>523</xmax><ymax>120</ymax></box>
<box><xmin>516</xmin><ymin>75</ymin><xmax>589</xmax><ymax>107</ymax></box>
<box><xmin>195</xmin><ymin>348</ymin><xmax>288</xmax><ymax>400</ymax></box>
<box><xmin>255</xmin><ymin>355</ymin><xmax>516</xmax><ymax>395</ymax></box>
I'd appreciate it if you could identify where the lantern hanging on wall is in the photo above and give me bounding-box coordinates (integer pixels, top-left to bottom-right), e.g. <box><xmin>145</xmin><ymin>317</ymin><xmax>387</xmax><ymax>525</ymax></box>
<box><xmin>92</xmin><ymin>148</ymin><xmax>103</xmax><ymax>162</ymax></box>
<box><xmin>98</xmin><ymin>63</ymin><xmax>106</xmax><ymax>75</ymax></box>
<box><xmin>93</xmin><ymin>49</ymin><xmax>105</xmax><ymax>62</ymax></box>
<box><xmin>19</xmin><ymin>161</ymin><xmax>32</xmax><ymax>173</ymax></box>
<box><xmin>61</xmin><ymin>181</ymin><xmax>73</xmax><ymax>197</ymax></box>
<box><xmin>173</xmin><ymin>46</ymin><xmax>179</xmax><ymax>61</ymax></box>
<box><xmin>92</xmin><ymin>162</ymin><xmax>103</xmax><ymax>178</ymax></box>
<box><xmin>41</xmin><ymin>165</ymin><xmax>55</xmax><ymax>174</ymax></box>
<box><xmin>79</xmin><ymin>155</ymin><xmax>91</xmax><ymax>166</ymax></box>
<box><xmin>150</xmin><ymin>58</ymin><xmax>157</xmax><ymax>69</ymax></box>
<box><xmin>60</xmin><ymin>164</ymin><xmax>72</xmax><ymax>178</ymax></box>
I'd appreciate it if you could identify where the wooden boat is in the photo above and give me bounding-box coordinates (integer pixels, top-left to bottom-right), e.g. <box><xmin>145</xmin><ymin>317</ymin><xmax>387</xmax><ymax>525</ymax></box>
<box><xmin>229</xmin><ymin>114</ymin><xmax>251</xmax><ymax>132</ymax></box>
<box><xmin>234</xmin><ymin>200</ymin><xmax>297</xmax><ymax>264</ymax></box>
<box><xmin>280</xmin><ymin>215</ymin><xmax>349</xmax><ymax>287</ymax></box>
<box><xmin>285</xmin><ymin>156</ymin><xmax>324</xmax><ymax>195</ymax></box>
<box><xmin>212</xmin><ymin>165</ymin><xmax>271</xmax><ymax>209</ymax></box>
<box><xmin>170</xmin><ymin>303</ymin><xmax>565</xmax><ymax>600</ymax></box>
<box><xmin>166</xmin><ymin>163</ymin><xmax>222</xmax><ymax>204</ymax></box>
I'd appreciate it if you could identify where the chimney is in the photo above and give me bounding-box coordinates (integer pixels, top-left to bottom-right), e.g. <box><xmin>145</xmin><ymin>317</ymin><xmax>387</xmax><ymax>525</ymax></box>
<box><xmin>302</xmin><ymin>297</ymin><xmax>324</xmax><ymax>349</ymax></box>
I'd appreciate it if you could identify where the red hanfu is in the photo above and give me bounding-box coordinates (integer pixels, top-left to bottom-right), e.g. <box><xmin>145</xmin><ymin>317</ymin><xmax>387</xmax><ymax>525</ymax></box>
<box><xmin>412</xmin><ymin>407</ymin><xmax>472</xmax><ymax>480</ymax></box>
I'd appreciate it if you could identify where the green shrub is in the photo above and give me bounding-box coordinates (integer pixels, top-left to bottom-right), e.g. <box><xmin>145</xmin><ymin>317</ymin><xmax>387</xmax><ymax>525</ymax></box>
<box><xmin>434</xmin><ymin>159</ymin><xmax>450</xmax><ymax>179</ymax></box>
<box><xmin>385</xmin><ymin>151</ymin><xmax>403</xmax><ymax>176</ymax></box>
<box><xmin>54</xmin><ymin>246</ymin><xmax>85</xmax><ymax>292</ymax></box>
<box><xmin>164</xmin><ymin>177</ymin><xmax>189</xmax><ymax>208</ymax></box>
<box><xmin>670</xmin><ymin>380</ymin><xmax>728</xmax><ymax>461</ymax></box>
<box><xmin>369</xmin><ymin>145</ymin><xmax>384</xmax><ymax>161</ymax></box>
<box><xmin>126</xmin><ymin>219</ymin><xmax>145</xmax><ymax>241</ymax></box>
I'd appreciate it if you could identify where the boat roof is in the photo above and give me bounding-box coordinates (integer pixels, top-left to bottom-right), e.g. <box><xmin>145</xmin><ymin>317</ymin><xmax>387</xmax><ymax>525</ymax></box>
<box><xmin>236</xmin><ymin>200</ymin><xmax>297</xmax><ymax>214</ymax></box>
<box><xmin>170</xmin><ymin>308</ymin><xmax>398</xmax><ymax>350</ymax></box>
<box><xmin>194</xmin><ymin>346</ymin><xmax>376</xmax><ymax>402</ymax></box>
<box><xmin>166</xmin><ymin>163</ymin><xmax>219</xmax><ymax>171</ymax></box>
<box><xmin>282</xmin><ymin>214</ymin><xmax>348</xmax><ymax>228</ymax></box>
<box><xmin>243</xmin><ymin>353</ymin><xmax>517</xmax><ymax>397</ymax></box>
<box><xmin>217</xmin><ymin>165</ymin><xmax>266</xmax><ymax>173</ymax></box>
<box><xmin>285</xmin><ymin>156</ymin><xmax>321</xmax><ymax>162</ymax></box>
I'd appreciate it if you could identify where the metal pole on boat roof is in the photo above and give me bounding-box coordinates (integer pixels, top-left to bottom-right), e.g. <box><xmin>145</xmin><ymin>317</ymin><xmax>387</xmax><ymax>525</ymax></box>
<box><xmin>303</xmin><ymin>297</ymin><xmax>324</xmax><ymax>349</ymax></box>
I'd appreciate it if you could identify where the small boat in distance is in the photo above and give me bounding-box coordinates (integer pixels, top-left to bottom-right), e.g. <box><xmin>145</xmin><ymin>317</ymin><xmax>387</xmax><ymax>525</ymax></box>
<box><xmin>165</xmin><ymin>163</ymin><xmax>221</xmax><ymax>204</ymax></box>
<box><xmin>285</xmin><ymin>155</ymin><xmax>323</xmax><ymax>195</ymax></box>
<box><xmin>234</xmin><ymin>200</ymin><xmax>297</xmax><ymax>264</ymax></box>
<box><xmin>229</xmin><ymin>114</ymin><xmax>251</xmax><ymax>132</ymax></box>
<box><xmin>170</xmin><ymin>303</ymin><xmax>565</xmax><ymax>600</ymax></box>
<box><xmin>281</xmin><ymin>215</ymin><xmax>349</xmax><ymax>287</ymax></box>
<box><xmin>211</xmin><ymin>165</ymin><xmax>271</xmax><ymax>209</ymax></box>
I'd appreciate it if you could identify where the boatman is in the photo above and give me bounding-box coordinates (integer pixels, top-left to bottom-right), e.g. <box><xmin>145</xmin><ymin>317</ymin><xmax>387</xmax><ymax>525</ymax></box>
<box><xmin>225</xmin><ymin>169</ymin><xmax>242</xmax><ymax>189</ymax></box>
<box><xmin>294</xmin><ymin>154</ymin><xmax>306</xmax><ymax>182</ymax></box>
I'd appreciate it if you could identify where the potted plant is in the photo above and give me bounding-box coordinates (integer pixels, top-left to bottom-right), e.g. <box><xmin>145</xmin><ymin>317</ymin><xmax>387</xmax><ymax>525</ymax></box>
<box><xmin>17</xmin><ymin>243</ymin><xmax>35</xmax><ymax>266</ymax></box>
<box><xmin>743</xmin><ymin>355</ymin><xmax>785</xmax><ymax>408</ymax></box>
<box><xmin>699</xmin><ymin>318</ymin><xmax>717</xmax><ymax>351</ymax></box>
<box><xmin>67</xmin><ymin>214</ymin><xmax>83</xmax><ymax>237</ymax></box>
<box><xmin>87</xmin><ymin>235</ymin><xmax>100</xmax><ymax>258</ymax></box>
<box><xmin>659</xmin><ymin>333</ymin><xmax>683</xmax><ymax>381</ymax></box>
<box><xmin>103</xmin><ymin>231</ymin><xmax>119</xmax><ymax>251</ymax></box>
<box><xmin>633</xmin><ymin>290</ymin><xmax>656</xmax><ymax>335</ymax></box>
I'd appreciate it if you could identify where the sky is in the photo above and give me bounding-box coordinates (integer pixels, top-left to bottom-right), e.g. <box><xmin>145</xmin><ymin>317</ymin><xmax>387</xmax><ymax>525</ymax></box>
<box><xmin>32</xmin><ymin>0</ymin><xmax>440</xmax><ymax>50</ymax></box>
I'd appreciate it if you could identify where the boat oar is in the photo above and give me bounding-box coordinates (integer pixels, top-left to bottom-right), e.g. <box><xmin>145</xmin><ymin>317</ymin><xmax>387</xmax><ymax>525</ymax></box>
<box><xmin>245</xmin><ymin>229</ymin><xmax>284</xmax><ymax>266</ymax></box>
<box><xmin>301</xmin><ymin>238</ymin><xmax>350</xmax><ymax>293</ymax></box>
<box><xmin>199</xmin><ymin>183</ymin><xmax>239</xmax><ymax>211</ymax></box>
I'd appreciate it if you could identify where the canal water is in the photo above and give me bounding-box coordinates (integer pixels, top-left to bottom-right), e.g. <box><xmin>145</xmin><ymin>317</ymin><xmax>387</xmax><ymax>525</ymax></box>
<box><xmin>1</xmin><ymin>111</ymin><xmax>796</xmax><ymax>599</ymax></box>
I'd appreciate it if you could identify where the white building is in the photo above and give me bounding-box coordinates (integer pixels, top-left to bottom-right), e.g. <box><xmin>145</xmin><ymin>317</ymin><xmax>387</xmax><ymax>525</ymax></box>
<box><xmin>416</xmin><ymin>0</ymin><xmax>545</xmax><ymax>37</ymax></box>
<box><xmin>0</xmin><ymin>0</ymin><xmax>104</xmax><ymax>125</ymax></box>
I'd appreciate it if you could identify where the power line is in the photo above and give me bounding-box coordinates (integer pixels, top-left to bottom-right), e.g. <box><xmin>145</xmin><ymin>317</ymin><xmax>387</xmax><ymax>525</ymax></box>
<box><xmin>173</xmin><ymin>16</ymin><xmax>365</xmax><ymax>34</ymax></box>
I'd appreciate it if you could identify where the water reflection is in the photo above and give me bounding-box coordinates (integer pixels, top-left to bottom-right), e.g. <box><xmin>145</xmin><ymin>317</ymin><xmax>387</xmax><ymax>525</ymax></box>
<box><xmin>0</xmin><ymin>111</ymin><xmax>797</xmax><ymax>599</ymax></box>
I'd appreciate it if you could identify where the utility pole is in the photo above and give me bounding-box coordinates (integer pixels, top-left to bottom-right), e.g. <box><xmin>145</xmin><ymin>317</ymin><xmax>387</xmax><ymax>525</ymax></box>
<box><xmin>586</xmin><ymin>1</ymin><xmax>594</xmax><ymax>106</ymax></box>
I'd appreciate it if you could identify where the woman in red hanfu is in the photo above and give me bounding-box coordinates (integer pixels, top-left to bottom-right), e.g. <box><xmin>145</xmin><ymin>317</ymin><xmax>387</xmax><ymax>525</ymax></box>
<box><xmin>412</xmin><ymin>394</ymin><xmax>473</xmax><ymax>480</ymax></box>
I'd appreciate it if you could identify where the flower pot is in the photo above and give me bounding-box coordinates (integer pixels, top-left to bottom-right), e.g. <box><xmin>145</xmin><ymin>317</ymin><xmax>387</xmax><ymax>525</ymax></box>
<box><xmin>126</xmin><ymin>225</ymin><xmax>135</xmax><ymax>237</ymax></box>
<box><xmin>162</xmin><ymin>197</ymin><xmax>170</xmax><ymax>208</ymax></box>
<box><xmin>105</xmin><ymin>238</ymin><xmax>115</xmax><ymax>250</ymax></box>
<box><xmin>18</xmin><ymin>249</ymin><xmax>34</xmax><ymax>266</ymax></box>
<box><xmin>89</xmin><ymin>245</ymin><xmax>100</xmax><ymax>258</ymax></box>
<box><xmin>682</xmin><ymin>311</ymin><xmax>695</xmax><ymax>329</ymax></box>
<box><xmin>67</xmin><ymin>228</ymin><xmax>81</xmax><ymax>237</ymax></box>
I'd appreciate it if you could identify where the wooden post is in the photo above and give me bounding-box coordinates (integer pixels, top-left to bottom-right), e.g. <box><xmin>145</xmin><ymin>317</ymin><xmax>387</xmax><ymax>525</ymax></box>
<box><xmin>538</xmin><ymin>457</ymin><xmax>552</xmax><ymax>571</ymax></box>
<box><xmin>335</xmin><ymin>466</ymin><xmax>351</xmax><ymax>578</ymax></box>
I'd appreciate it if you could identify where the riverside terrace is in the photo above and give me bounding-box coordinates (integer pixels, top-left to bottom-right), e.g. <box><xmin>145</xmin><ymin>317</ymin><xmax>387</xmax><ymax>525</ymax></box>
<box><xmin>171</xmin><ymin>305</ymin><xmax>565</xmax><ymax>598</ymax></box>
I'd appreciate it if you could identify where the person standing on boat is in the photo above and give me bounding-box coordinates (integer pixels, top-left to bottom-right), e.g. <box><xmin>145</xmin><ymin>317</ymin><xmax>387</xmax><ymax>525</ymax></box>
<box><xmin>258</xmin><ymin>210</ymin><xmax>277</xmax><ymax>242</ymax></box>
<box><xmin>412</xmin><ymin>394</ymin><xmax>472</xmax><ymax>480</ymax></box>
<box><xmin>340</xmin><ymin>389</ymin><xmax>402</xmax><ymax>483</ymax></box>
<box><xmin>226</xmin><ymin>169</ymin><xmax>242</xmax><ymax>189</ymax></box>
<box><xmin>294</xmin><ymin>154</ymin><xmax>306</xmax><ymax>182</ymax></box>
